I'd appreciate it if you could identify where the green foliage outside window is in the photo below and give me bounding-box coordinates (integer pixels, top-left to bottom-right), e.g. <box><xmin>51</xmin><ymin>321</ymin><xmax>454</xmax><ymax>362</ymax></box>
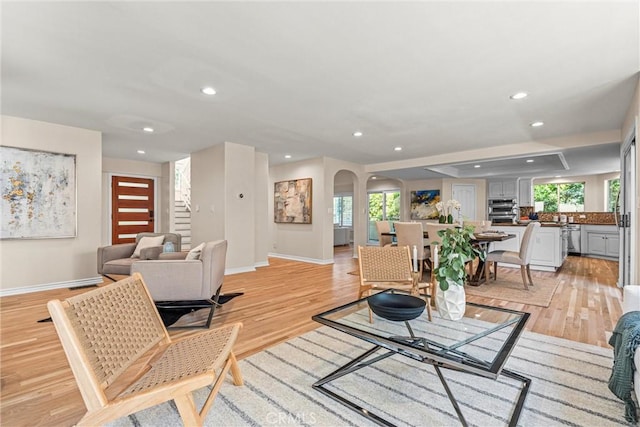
<box><xmin>607</xmin><ymin>179</ymin><xmax>620</xmax><ymax>212</ymax></box>
<box><xmin>533</xmin><ymin>182</ymin><xmax>585</xmax><ymax>212</ymax></box>
<box><xmin>368</xmin><ymin>192</ymin><xmax>400</xmax><ymax>221</ymax></box>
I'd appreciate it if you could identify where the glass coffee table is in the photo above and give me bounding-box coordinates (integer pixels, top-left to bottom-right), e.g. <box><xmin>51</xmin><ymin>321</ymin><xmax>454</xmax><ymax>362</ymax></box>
<box><xmin>312</xmin><ymin>290</ymin><xmax>530</xmax><ymax>427</ymax></box>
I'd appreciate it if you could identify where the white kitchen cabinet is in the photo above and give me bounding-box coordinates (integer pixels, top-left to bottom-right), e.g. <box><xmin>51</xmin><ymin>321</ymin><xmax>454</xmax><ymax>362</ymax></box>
<box><xmin>518</xmin><ymin>178</ymin><xmax>533</xmax><ymax>206</ymax></box>
<box><xmin>488</xmin><ymin>179</ymin><xmax>518</xmax><ymax>199</ymax></box>
<box><xmin>491</xmin><ymin>225</ymin><xmax>563</xmax><ymax>271</ymax></box>
<box><xmin>583</xmin><ymin>225</ymin><xmax>619</xmax><ymax>259</ymax></box>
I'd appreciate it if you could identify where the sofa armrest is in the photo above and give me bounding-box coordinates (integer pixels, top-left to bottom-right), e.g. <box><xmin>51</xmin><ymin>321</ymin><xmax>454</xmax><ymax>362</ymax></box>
<box><xmin>97</xmin><ymin>243</ymin><xmax>137</xmax><ymax>274</ymax></box>
<box><xmin>140</xmin><ymin>245</ymin><xmax>163</xmax><ymax>260</ymax></box>
<box><xmin>131</xmin><ymin>260</ymin><xmax>204</xmax><ymax>300</ymax></box>
<box><xmin>158</xmin><ymin>251</ymin><xmax>188</xmax><ymax>260</ymax></box>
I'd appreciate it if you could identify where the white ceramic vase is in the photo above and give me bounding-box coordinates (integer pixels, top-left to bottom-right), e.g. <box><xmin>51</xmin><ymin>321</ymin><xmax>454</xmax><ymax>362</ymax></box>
<box><xmin>435</xmin><ymin>283</ymin><xmax>466</xmax><ymax>321</ymax></box>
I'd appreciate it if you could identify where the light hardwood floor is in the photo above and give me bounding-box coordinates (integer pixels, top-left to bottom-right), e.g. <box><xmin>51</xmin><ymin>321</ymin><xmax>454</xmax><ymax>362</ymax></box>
<box><xmin>0</xmin><ymin>247</ymin><xmax>622</xmax><ymax>426</ymax></box>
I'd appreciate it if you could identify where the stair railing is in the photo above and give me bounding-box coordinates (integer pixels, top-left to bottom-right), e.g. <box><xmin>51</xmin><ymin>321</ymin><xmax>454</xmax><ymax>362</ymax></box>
<box><xmin>175</xmin><ymin>160</ymin><xmax>191</xmax><ymax>212</ymax></box>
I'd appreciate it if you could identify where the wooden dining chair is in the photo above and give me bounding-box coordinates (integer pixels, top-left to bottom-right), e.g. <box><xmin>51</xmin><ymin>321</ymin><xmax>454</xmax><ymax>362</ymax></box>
<box><xmin>47</xmin><ymin>273</ymin><xmax>243</xmax><ymax>426</ymax></box>
<box><xmin>357</xmin><ymin>245</ymin><xmax>432</xmax><ymax>323</ymax></box>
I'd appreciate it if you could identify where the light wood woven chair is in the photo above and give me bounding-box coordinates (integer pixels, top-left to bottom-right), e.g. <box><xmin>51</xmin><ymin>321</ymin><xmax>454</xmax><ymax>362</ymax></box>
<box><xmin>357</xmin><ymin>245</ymin><xmax>432</xmax><ymax>323</ymax></box>
<box><xmin>47</xmin><ymin>273</ymin><xmax>243</xmax><ymax>426</ymax></box>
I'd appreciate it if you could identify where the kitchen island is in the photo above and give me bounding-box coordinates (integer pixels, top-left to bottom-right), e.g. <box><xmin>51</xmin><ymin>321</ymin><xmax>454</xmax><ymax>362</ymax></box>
<box><xmin>488</xmin><ymin>222</ymin><xmax>567</xmax><ymax>272</ymax></box>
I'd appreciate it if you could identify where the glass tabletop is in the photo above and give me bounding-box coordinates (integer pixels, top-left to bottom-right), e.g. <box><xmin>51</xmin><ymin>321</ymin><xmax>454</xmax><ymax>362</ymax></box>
<box><xmin>312</xmin><ymin>290</ymin><xmax>529</xmax><ymax>379</ymax></box>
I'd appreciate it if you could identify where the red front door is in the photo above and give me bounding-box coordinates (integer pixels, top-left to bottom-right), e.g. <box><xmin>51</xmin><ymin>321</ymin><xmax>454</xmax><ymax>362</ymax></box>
<box><xmin>111</xmin><ymin>176</ymin><xmax>155</xmax><ymax>244</ymax></box>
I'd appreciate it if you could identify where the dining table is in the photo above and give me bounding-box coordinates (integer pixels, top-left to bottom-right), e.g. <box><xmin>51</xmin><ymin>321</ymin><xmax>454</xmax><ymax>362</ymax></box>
<box><xmin>380</xmin><ymin>229</ymin><xmax>516</xmax><ymax>286</ymax></box>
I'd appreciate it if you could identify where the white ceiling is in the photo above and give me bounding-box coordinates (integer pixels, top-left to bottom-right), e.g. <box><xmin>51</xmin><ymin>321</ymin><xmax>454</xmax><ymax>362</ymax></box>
<box><xmin>2</xmin><ymin>1</ymin><xmax>638</xmax><ymax>180</ymax></box>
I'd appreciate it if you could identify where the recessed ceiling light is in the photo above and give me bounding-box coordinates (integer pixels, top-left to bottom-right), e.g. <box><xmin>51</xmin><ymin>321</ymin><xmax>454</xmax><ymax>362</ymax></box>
<box><xmin>353</xmin><ymin>131</ymin><xmax>363</xmax><ymax>137</ymax></box>
<box><xmin>142</xmin><ymin>127</ymin><xmax>154</xmax><ymax>133</ymax></box>
<box><xmin>394</xmin><ymin>146</ymin><xmax>402</xmax><ymax>151</ymax></box>
<box><xmin>284</xmin><ymin>154</ymin><xmax>292</xmax><ymax>159</ymax></box>
<box><xmin>526</xmin><ymin>159</ymin><xmax>534</xmax><ymax>163</ymax></box>
<box><xmin>530</xmin><ymin>121</ymin><xmax>544</xmax><ymax>127</ymax></box>
<box><xmin>137</xmin><ymin>150</ymin><xmax>145</xmax><ymax>154</ymax></box>
<box><xmin>371</xmin><ymin>176</ymin><xmax>377</xmax><ymax>180</ymax></box>
<box><xmin>201</xmin><ymin>86</ymin><xmax>216</xmax><ymax>95</ymax></box>
<box><xmin>510</xmin><ymin>92</ymin><xmax>528</xmax><ymax>100</ymax></box>
<box><xmin>474</xmin><ymin>164</ymin><xmax>481</xmax><ymax>168</ymax></box>
<box><xmin>555</xmin><ymin>175</ymin><xmax>562</xmax><ymax>178</ymax></box>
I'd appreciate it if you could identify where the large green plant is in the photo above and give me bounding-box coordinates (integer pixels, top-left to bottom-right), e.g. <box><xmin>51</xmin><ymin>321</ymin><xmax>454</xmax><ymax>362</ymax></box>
<box><xmin>434</xmin><ymin>226</ymin><xmax>485</xmax><ymax>291</ymax></box>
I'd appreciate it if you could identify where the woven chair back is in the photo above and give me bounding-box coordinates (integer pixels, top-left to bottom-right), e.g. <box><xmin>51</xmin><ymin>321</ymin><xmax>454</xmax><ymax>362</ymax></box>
<box><xmin>358</xmin><ymin>245</ymin><xmax>413</xmax><ymax>283</ymax></box>
<box><xmin>53</xmin><ymin>274</ymin><xmax>168</xmax><ymax>388</ymax></box>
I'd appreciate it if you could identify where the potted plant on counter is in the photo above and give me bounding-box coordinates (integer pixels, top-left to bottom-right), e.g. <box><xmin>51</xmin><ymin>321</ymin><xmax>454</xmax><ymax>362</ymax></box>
<box><xmin>433</xmin><ymin>225</ymin><xmax>484</xmax><ymax>320</ymax></box>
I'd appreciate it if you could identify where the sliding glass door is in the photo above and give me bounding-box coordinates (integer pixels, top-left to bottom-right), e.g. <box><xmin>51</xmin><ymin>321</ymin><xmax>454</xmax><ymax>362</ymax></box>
<box><xmin>368</xmin><ymin>191</ymin><xmax>400</xmax><ymax>243</ymax></box>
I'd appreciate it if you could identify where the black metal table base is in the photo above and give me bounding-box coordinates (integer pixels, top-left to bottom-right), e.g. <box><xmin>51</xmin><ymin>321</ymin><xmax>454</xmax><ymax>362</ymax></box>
<box><xmin>313</xmin><ymin>343</ymin><xmax>531</xmax><ymax>427</ymax></box>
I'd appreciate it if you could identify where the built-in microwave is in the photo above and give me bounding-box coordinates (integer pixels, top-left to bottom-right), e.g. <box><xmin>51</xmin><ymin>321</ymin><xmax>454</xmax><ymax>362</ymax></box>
<box><xmin>488</xmin><ymin>198</ymin><xmax>518</xmax><ymax>223</ymax></box>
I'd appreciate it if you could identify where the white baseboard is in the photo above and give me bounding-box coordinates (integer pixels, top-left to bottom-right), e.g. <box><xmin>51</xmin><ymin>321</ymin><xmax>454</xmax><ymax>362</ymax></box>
<box><xmin>268</xmin><ymin>252</ymin><xmax>334</xmax><ymax>265</ymax></box>
<box><xmin>254</xmin><ymin>260</ymin><xmax>270</xmax><ymax>268</ymax></box>
<box><xmin>1</xmin><ymin>276</ymin><xmax>104</xmax><ymax>297</ymax></box>
<box><xmin>225</xmin><ymin>266</ymin><xmax>256</xmax><ymax>275</ymax></box>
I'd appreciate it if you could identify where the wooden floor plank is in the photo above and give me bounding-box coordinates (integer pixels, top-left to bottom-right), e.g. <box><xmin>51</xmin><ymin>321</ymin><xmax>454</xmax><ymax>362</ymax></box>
<box><xmin>0</xmin><ymin>247</ymin><xmax>622</xmax><ymax>426</ymax></box>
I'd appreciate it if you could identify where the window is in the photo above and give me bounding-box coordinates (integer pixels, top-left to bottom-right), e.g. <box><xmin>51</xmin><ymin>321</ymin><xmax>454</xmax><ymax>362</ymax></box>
<box><xmin>606</xmin><ymin>178</ymin><xmax>620</xmax><ymax>212</ymax></box>
<box><xmin>333</xmin><ymin>195</ymin><xmax>353</xmax><ymax>227</ymax></box>
<box><xmin>367</xmin><ymin>191</ymin><xmax>400</xmax><ymax>242</ymax></box>
<box><xmin>533</xmin><ymin>182</ymin><xmax>585</xmax><ymax>212</ymax></box>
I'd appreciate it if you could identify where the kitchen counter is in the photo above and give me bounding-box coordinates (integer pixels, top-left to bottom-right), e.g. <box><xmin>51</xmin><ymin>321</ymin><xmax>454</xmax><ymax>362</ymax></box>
<box><xmin>494</xmin><ymin>222</ymin><xmax>615</xmax><ymax>227</ymax></box>
<box><xmin>495</xmin><ymin>222</ymin><xmax>566</xmax><ymax>227</ymax></box>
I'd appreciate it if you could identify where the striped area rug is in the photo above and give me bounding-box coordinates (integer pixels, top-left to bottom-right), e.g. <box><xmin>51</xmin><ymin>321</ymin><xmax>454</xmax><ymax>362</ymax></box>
<box><xmin>108</xmin><ymin>313</ymin><xmax>627</xmax><ymax>427</ymax></box>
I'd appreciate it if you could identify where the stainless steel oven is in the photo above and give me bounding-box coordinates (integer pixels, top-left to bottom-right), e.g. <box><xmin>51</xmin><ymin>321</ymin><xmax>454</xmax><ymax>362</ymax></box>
<box><xmin>488</xmin><ymin>198</ymin><xmax>518</xmax><ymax>224</ymax></box>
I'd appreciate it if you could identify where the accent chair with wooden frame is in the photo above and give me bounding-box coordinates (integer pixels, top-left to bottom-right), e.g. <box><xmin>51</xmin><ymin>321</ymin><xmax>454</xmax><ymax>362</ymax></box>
<box><xmin>47</xmin><ymin>273</ymin><xmax>243</xmax><ymax>427</ymax></box>
<box><xmin>357</xmin><ymin>245</ymin><xmax>432</xmax><ymax>323</ymax></box>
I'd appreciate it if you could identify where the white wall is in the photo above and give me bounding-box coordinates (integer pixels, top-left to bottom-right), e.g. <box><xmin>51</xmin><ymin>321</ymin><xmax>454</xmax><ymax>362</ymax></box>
<box><xmin>270</xmin><ymin>157</ymin><xmax>329</xmax><ymax>263</ymax></box>
<box><xmin>101</xmin><ymin>157</ymin><xmax>165</xmax><ymax>245</ymax></box>
<box><xmin>254</xmin><ymin>152</ymin><xmax>269</xmax><ymax>266</ymax></box>
<box><xmin>190</xmin><ymin>142</ymin><xmax>265</xmax><ymax>272</ymax></box>
<box><xmin>1</xmin><ymin>116</ymin><xmax>102</xmax><ymax>293</ymax></box>
<box><xmin>191</xmin><ymin>144</ymin><xmax>226</xmax><ymax>246</ymax></box>
<box><xmin>224</xmin><ymin>142</ymin><xmax>256</xmax><ymax>271</ymax></box>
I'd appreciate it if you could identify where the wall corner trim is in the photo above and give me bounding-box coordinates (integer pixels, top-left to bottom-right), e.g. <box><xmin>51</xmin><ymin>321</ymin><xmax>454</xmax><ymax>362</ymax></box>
<box><xmin>1</xmin><ymin>276</ymin><xmax>104</xmax><ymax>297</ymax></box>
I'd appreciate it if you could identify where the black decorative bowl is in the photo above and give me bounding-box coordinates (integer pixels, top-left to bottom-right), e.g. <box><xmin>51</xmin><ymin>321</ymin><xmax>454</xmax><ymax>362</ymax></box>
<box><xmin>367</xmin><ymin>293</ymin><xmax>426</xmax><ymax>321</ymax></box>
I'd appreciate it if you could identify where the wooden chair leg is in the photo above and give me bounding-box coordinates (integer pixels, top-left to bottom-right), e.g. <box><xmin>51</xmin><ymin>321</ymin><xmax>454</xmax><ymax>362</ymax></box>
<box><xmin>526</xmin><ymin>265</ymin><xmax>534</xmax><ymax>286</ymax></box>
<box><xmin>229</xmin><ymin>352</ymin><xmax>243</xmax><ymax>386</ymax></box>
<box><xmin>174</xmin><ymin>393</ymin><xmax>201</xmax><ymax>427</ymax></box>
<box><xmin>493</xmin><ymin>262</ymin><xmax>498</xmax><ymax>280</ymax></box>
<box><xmin>520</xmin><ymin>266</ymin><xmax>529</xmax><ymax>290</ymax></box>
<box><xmin>424</xmin><ymin>293</ymin><xmax>432</xmax><ymax>321</ymax></box>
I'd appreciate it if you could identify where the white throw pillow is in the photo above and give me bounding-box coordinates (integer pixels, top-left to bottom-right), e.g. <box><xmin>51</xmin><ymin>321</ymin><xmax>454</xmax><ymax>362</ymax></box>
<box><xmin>131</xmin><ymin>235</ymin><xmax>165</xmax><ymax>258</ymax></box>
<box><xmin>186</xmin><ymin>242</ymin><xmax>205</xmax><ymax>260</ymax></box>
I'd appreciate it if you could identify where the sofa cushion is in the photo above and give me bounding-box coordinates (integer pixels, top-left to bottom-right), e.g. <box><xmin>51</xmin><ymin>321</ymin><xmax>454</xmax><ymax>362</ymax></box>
<box><xmin>131</xmin><ymin>235</ymin><xmax>165</xmax><ymax>258</ymax></box>
<box><xmin>186</xmin><ymin>243</ymin><xmax>205</xmax><ymax>260</ymax></box>
<box><xmin>103</xmin><ymin>258</ymin><xmax>138</xmax><ymax>275</ymax></box>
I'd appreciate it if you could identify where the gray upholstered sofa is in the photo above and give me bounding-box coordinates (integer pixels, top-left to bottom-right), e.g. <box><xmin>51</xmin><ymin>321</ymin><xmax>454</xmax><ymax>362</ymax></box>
<box><xmin>97</xmin><ymin>232</ymin><xmax>182</xmax><ymax>280</ymax></box>
<box><xmin>131</xmin><ymin>240</ymin><xmax>227</xmax><ymax>328</ymax></box>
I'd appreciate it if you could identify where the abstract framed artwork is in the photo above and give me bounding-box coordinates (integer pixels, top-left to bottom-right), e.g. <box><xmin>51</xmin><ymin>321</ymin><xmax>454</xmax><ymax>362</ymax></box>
<box><xmin>274</xmin><ymin>178</ymin><xmax>312</xmax><ymax>224</ymax></box>
<box><xmin>1</xmin><ymin>146</ymin><xmax>77</xmax><ymax>239</ymax></box>
<box><xmin>410</xmin><ymin>189</ymin><xmax>440</xmax><ymax>220</ymax></box>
